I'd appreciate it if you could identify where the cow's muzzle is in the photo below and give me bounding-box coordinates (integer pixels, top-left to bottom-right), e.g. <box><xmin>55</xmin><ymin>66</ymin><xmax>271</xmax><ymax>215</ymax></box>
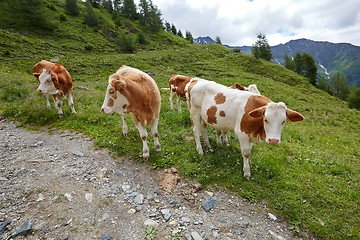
<box><xmin>268</xmin><ymin>138</ymin><xmax>280</xmax><ymax>144</ymax></box>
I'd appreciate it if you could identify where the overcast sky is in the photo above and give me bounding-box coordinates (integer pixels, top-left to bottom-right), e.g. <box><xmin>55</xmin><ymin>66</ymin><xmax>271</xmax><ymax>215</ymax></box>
<box><xmin>142</xmin><ymin>0</ymin><xmax>360</xmax><ymax>47</ymax></box>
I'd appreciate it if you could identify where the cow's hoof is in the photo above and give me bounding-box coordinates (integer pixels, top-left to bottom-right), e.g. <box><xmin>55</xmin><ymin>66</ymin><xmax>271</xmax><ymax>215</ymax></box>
<box><xmin>209</xmin><ymin>148</ymin><xmax>214</xmax><ymax>153</ymax></box>
<box><xmin>155</xmin><ymin>145</ymin><xmax>162</xmax><ymax>152</ymax></box>
<box><xmin>243</xmin><ymin>174</ymin><xmax>251</xmax><ymax>181</ymax></box>
<box><xmin>58</xmin><ymin>114</ymin><xmax>64</xmax><ymax>119</ymax></box>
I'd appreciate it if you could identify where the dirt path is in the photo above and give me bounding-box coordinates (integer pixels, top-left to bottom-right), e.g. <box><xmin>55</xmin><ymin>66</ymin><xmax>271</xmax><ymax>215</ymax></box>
<box><xmin>0</xmin><ymin>118</ymin><xmax>302</xmax><ymax>239</ymax></box>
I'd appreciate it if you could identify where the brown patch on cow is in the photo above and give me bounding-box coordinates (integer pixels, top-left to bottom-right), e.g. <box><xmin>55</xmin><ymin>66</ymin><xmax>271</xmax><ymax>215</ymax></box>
<box><xmin>207</xmin><ymin>106</ymin><xmax>217</xmax><ymax>125</ymax></box>
<box><xmin>219</xmin><ymin>110</ymin><xmax>226</xmax><ymax>117</ymax></box>
<box><xmin>142</xmin><ymin>136</ymin><xmax>147</xmax><ymax>141</ymax></box>
<box><xmin>214</xmin><ymin>92</ymin><xmax>226</xmax><ymax>104</ymax></box>
<box><xmin>240</xmin><ymin>95</ymin><xmax>271</xmax><ymax>140</ymax></box>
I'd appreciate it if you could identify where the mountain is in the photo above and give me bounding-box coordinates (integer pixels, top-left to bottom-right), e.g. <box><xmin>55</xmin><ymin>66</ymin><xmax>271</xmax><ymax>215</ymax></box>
<box><xmin>234</xmin><ymin>39</ymin><xmax>360</xmax><ymax>87</ymax></box>
<box><xmin>194</xmin><ymin>36</ymin><xmax>216</xmax><ymax>44</ymax></box>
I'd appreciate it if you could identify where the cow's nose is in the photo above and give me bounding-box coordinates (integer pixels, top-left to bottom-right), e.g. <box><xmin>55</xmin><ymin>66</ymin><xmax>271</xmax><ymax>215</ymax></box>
<box><xmin>268</xmin><ymin>138</ymin><xmax>280</xmax><ymax>144</ymax></box>
<box><xmin>100</xmin><ymin>108</ymin><xmax>104</xmax><ymax>113</ymax></box>
<box><xmin>37</xmin><ymin>89</ymin><xmax>42</xmax><ymax>93</ymax></box>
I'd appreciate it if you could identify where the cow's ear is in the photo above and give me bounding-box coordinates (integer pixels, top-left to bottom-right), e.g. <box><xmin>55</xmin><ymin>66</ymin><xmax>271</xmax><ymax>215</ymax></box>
<box><xmin>233</xmin><ymin>83</ymin><xmax>246</xmax><ymax>90</ymax></box>
<box><xmin>286</xmin><ymin>108</ymin><xmax>305</xmax><ymax>122</ymax></box>
<box><xmin>111</xmin><ymin>79</ymin><xmax>126</xmax><ymax>91</ymax></box>
<box><xmin>33</xmin><ymin>73</ymin><xmax>41</xmax><ymax>78</ymax></box>
<box><xmin>51</xmin><ymin>73</ymin><xmax>59</xmax><ymax>83</ymax></box>
<box><xmin>249</xmin><ymin>106</ymin><xmax>266</xmax><ymax>118</ymax></box>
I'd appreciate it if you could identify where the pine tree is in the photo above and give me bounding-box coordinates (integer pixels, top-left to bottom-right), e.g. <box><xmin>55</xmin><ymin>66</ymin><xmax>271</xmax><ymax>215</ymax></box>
<box><xmin>284</xmin><ymin>54</ymin><xmax>295</xmax><ymax>71</ymax></box>
<box><xmin>65</xmin><ymin>0</ymin><xmax>79</xmax><ymax>16</ymax></box>
<box><xmin>185</xmin><ymin>31</ymin><xmax>193</xmax><ymax>43</ymax></box>
<box><xmin>171</xmin><ymin>24</ymin><xmax>177</xmax><ymax>35</ymax></box>
<box><xmin>332</xmin><ymin>72</ymin><xmax>350</xmax><ymax>100</ymax></box>
<box><xmin>215</xmin><ymin>36</ymin><xmax>222</xmax><ymax>44</ymax></box>
<box><xmin>85</xmin><ymin>0</ymin><xmax>99</xmax><ymax>27</ymax></box>
<box><xmin>251</xmin><ymin>33</ymin><xmax>272</xmax><ymax>61</ymax></box>
<box><xmin>122</xmin><ymin>0</ymin><xmax>137</xmax><ymax>20</ymax></box>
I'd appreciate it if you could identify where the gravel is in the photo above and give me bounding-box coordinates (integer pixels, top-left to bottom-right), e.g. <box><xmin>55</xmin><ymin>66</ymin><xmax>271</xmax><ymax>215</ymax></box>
<box><xmin>0</xmin><ymin>117</ymin><xmax>304</xmax><ymax>240</ymax></box>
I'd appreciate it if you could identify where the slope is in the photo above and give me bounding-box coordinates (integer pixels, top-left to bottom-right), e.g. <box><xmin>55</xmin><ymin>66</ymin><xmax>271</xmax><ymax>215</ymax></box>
<box><xmin>0</xmin><ymin>2</ymin><xmax>359</xmax><ymax>240</ymax></box>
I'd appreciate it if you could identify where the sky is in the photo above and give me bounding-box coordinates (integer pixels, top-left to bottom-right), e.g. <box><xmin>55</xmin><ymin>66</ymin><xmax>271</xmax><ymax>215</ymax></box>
<box><xmin>141</xmin><ymin>0</ymin><xmax>360</xmax><ymax>47</ymax></box>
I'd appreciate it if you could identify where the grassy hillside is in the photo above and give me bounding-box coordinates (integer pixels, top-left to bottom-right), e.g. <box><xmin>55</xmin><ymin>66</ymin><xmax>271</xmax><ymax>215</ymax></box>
<box><xmin>0</xmin><ymin>2</ymin><xmax>359</xmax><ymax>240</ymax></box>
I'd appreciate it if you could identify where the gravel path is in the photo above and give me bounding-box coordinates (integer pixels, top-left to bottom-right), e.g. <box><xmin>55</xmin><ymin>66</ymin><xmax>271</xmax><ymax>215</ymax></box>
<box><xmin>0</xmin><ymin>118</ymin><xmax>303</xmax><ymax>240</ymax></box>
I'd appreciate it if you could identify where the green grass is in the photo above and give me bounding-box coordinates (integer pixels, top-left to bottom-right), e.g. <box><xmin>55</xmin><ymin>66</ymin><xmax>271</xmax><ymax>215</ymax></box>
<box><xmin>0</xmin><ymin>3</ymin><xmax>359</xmax><ymax>239</ymax></box>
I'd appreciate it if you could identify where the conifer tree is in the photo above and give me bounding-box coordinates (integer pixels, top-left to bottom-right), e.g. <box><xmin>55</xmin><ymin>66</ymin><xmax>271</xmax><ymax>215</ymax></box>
<box><xmin>251</xmin><ymin>33</ymin><xmax>272</xmax><ymax>61</ymax></box>
<box><xmin>185</xmin><ymin>31</ymin><xmax>194</xmax><ymax>43</ymax></box>
<box><xmin>85</xmin><ymin>0</ymin><xmax>99</xmax><ymax>26</ymax></box>
<box><xmin>65</xmin><ymin>0</ymin><xmax>79</xmax><ymax>16</ymax></box>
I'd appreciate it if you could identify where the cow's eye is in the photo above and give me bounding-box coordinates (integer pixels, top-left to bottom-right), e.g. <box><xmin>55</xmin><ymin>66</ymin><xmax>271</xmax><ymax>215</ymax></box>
<box><xmin>264</xmin><ymin>119</ymin><xmax>268</xmax><ymax>123</ymax></box>
<box><xmin>282</xmin><ymin>120</ymin><xmax>286</xmax><ymax>125</ymax></box>
<box><xmin>109</xmin><ymin>89</ymin><xmax>115</xmax><ymax>94</ymax></box>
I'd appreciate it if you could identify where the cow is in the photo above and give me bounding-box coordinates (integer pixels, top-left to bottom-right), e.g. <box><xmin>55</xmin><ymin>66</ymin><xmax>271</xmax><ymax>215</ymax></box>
<box><xmin>186</xmin><ymin>77</ymin><xmax>304</xmax><ymax>179</ymax></box>
<box><xmin>100</xmin><ymin>65</ymin><xmax>161</xmax><ymax>161</ymax></box>
<box><xmin>33</xmin><ymin>60</ymin><xmax>76</xmax><ymax>116</ymax></box>
<box><xmin>168</xmin><ymin>74</ymin><xmax>192</xmax><ymax>112</ymax></box>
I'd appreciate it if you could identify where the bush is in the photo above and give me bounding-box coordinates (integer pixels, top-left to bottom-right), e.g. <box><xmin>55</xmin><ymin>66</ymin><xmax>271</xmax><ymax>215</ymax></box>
<box><xmin>117</xmin><ymin>34</ymin><xmax>135</xmax><ymax>53</ymax></box>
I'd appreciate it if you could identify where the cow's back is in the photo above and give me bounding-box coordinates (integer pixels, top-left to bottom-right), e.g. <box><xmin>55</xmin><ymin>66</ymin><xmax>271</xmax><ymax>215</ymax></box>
<box><xmin>189</xmin><ymin>78</ymin><xmax>262</xmax><ymax>131</ymax></box>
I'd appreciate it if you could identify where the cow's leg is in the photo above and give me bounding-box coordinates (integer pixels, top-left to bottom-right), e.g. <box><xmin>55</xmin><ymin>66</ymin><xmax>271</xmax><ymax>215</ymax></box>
<box><xmin>235</xmin><ymin>130</ymin><xmax>252</xmax><ymax>180</ymax></box>
<box><xmin>169</xmin><ymin>91</ymin><xmax>175</xmax><ymax>110</ymax></box>
<box><xmin>200</xmin><ymin>119</ymin><xmax>213</xmax><ymax>152</ymax></box>
<box><xmin>150</xmin><ymin>117</ymin><xmax>161</xmax><ymax>152</ymax></box>
<box><xmin>176</xmin><ymin>96</ymin><xmax>182</xmax><ymax>113</ymax></box>
<box><xmin>191</xmin><ymin>110</ymin><xmax>204</xmax><ymax>155</ymax></box>
<box><xmin>120</xmin><ymin>113</ymin><xmax>128</xmax><ymax>136</ymax></box>
<box><xmin>52</xmin><ymin>94</ymin><xmax>64</xmax><ymax>117</ymax></box>
<box><xmin>44</xmin><ymin>94</ymin><xmax>51</xmax><ymax>109</ymax></box>
<box><xmin>216</xmin><ymin>130</ymin><xmax>223</xmax><ymax>145</ymax></box>
<box><xmin>131</xmin><ymin>114</ymin><xmax>149</xmax><ymax>161</ymax></box>
<box><xmin>222</xmin><ymin>131</ymin><xmax>229</xmax><ymax>146</ymax></box>
<box><xmin>67</xmin><ymin>93</ymin><xmax>76</xmax><ymax>113</ymax></box>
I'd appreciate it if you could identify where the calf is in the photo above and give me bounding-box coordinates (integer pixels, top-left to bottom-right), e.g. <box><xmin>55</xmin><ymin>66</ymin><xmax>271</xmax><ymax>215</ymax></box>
<box><xmin>100</xmin><ymin>65</ymin><xmax>161</xmax><ymax>161</ymax></box>
<box><xmin>33</xmin><ymin>60</ymin><xmax>76</xmax><ymax>116</ymax></box>
<box><xmin>169</xmin><ymin>74</ymin><xmax>192</xmax><ymax>112</ymax></box>
<box><xmin>187</xmin><ymin>77</ymin><xmax>304</xmax><ymax>179</ymax></box>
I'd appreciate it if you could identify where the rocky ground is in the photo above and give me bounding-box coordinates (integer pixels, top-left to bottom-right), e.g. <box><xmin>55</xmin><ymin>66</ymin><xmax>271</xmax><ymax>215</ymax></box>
<box><xmin>0</xmin><ymin>117</ymin><xmax>304</xmax><ymax>240</ymax></box>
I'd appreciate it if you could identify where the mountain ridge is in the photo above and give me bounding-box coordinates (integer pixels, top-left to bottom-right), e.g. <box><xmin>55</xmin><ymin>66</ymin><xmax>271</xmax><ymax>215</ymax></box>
<box><xmin>199</xmin><ymin>36</ymin><xmax>360</xmax><ymax>87</ymax></box>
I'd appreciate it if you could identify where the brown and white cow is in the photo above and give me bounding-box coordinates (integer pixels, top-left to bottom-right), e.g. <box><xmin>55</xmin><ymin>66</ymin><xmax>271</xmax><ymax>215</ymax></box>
<box><xmin>169</xmin><ymin>74</ymin><xmax>192</xmax><ymax>112</ymax></box>
<box><xmin>33</xmin><ymin>60</ymin><xmax>76</xmax><ymax>116</ymax></box>
<box><xmin>100</xmin><ymin>65</ymin><xmax>161</xmax><ymax>161</ymax></box>
<box><xmin>186</xmin><ymin>77</ymin><xmax>304</xmax><ymax>179</ymax></box>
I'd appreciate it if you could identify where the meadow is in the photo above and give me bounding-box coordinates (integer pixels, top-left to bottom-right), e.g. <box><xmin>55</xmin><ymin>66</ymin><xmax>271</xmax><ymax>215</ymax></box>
<box><xmin>0</xmin><ymin>28</ymin><xmax>359</xmax><ymax>239</ymax></box>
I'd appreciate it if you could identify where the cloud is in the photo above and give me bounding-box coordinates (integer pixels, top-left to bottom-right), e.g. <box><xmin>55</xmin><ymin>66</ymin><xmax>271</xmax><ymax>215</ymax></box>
<box><xmin>151</xmin><ymin>0</ymin><xmax>360</xmax><ymax>46</ymax></box>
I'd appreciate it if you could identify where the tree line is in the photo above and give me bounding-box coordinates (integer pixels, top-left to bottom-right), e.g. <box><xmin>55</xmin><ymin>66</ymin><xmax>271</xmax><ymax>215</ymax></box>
<box><xmin>251</xmin><ymin>33</ymin><xmax>360</xmax><ymax>110</ymax></box>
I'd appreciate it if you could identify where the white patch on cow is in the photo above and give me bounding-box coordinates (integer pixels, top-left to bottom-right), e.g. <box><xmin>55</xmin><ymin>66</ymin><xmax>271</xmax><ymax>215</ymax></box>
<box><xmin>263</xmin><ymin>102</ymin><xmax>287</xmax><ymax>144</ymax></box>
<box><xmin>37</xmin><ymin>69</ymin><xmax>59</xmax><ymax>95</ymax></box>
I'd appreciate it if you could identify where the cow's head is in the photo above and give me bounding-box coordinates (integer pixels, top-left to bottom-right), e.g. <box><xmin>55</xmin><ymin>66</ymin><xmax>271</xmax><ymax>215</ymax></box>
<box><xmin>35</xmin><ymin>69</ymin><xmax>59</xmax><ymax>95</ymax></box>
<box><xmin>249</xmin><ymin>102</ymin><xmax>304</xmax><ymax>144</ymax></box>
<box><xmin>100</xmin><ymin>74</ymin><xmax>129</xmax><ymax>114</ymax></box>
